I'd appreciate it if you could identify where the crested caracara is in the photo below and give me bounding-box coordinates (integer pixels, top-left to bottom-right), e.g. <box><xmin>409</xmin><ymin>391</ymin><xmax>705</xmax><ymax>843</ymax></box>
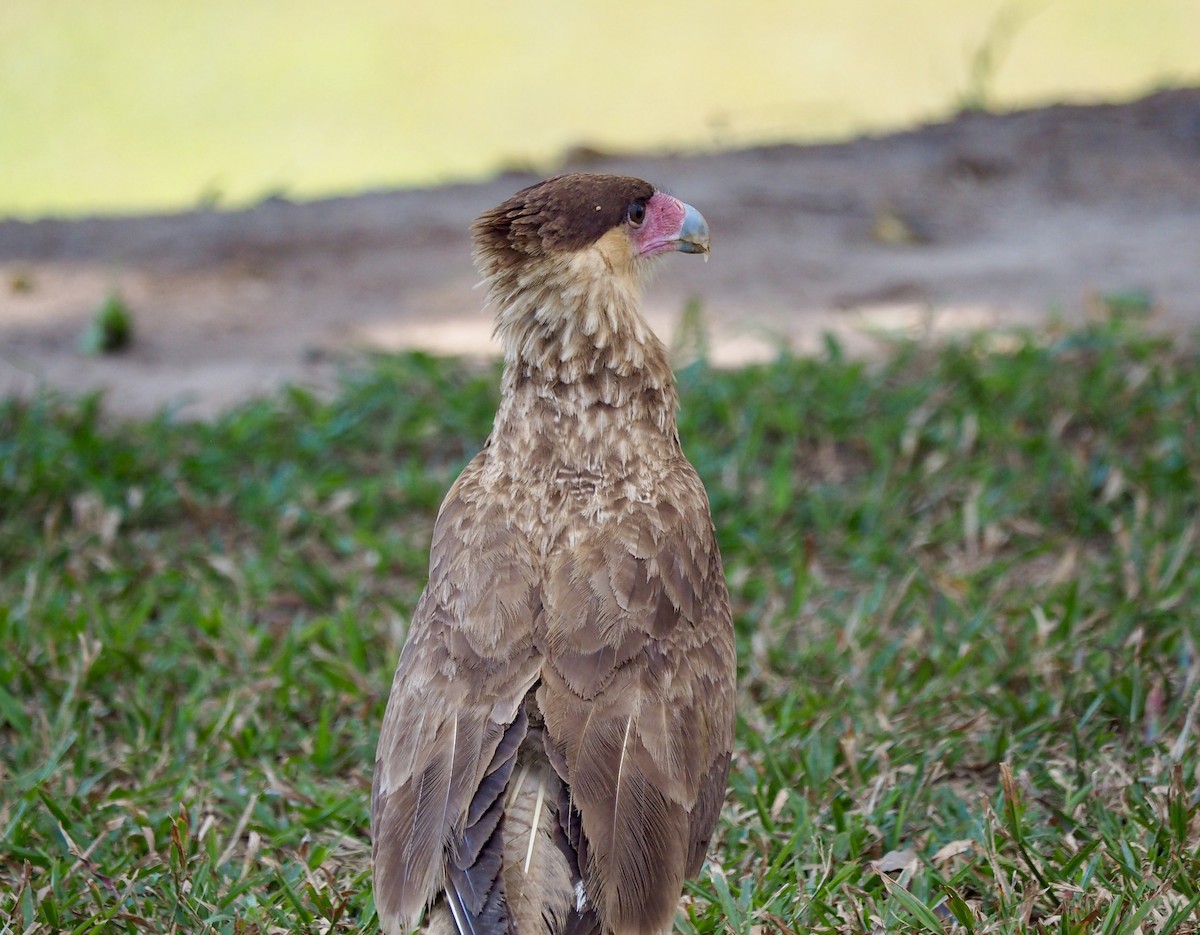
<box><xmin>372</xmin><ymin>173</ymin><xmax>736</xmax><ymax>935</ymax></box>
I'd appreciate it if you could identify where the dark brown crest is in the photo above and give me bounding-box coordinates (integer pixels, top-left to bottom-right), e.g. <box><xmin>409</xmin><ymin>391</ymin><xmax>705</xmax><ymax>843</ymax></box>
<box><xmin>472</xmin><ymin>173</ymin><xmax>655</xmax><ymax>267</ymax></box>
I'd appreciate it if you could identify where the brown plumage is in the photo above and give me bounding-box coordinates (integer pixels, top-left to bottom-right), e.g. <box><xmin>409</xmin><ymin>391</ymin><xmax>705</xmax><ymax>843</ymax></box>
<box><xmin>372</xmin><ymin>173</ymin><xmax>736</xmax><ymax>935</ymax></box>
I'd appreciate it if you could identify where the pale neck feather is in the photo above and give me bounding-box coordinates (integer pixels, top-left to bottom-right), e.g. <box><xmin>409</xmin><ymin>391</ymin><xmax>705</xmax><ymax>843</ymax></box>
<box><xmin>483</xmin><ymin>250</ymin><xmax>680</xmax><ymax>452</ymax></box>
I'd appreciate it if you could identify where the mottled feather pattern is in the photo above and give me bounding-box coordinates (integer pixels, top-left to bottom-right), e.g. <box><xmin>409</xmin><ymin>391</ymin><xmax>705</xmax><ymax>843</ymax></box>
<box><xmin>536</xmin><ymin>483</ymin><xmax>734</xmax><ymax>934</ymax></box>
<box><xmin>372</xmin><ymin>175</ymin><xmax>734</xmax><ymax>935</ymax></box>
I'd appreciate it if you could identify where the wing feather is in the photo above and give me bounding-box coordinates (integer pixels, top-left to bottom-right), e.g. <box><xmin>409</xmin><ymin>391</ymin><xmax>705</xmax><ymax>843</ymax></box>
<box><xmin>539</xmin><ymin>463</ymin><xmax>736</xmax><ymax>935</ymax></box>
<box><xmin>372</xmin><ymin>459</ymin><xmax>541</xmax><ymax>934</ymax></box>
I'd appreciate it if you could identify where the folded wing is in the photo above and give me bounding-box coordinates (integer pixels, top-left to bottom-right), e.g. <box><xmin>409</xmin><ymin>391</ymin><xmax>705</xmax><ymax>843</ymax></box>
<box><xmin>372</xmin><ymin>461</ymin><xmax>544</xmax><ymax>934</ymax></box>
<box><xmin>538</xmin><ymin>465</ymin><xmax>736</xmax><ymax>935</ymax></box>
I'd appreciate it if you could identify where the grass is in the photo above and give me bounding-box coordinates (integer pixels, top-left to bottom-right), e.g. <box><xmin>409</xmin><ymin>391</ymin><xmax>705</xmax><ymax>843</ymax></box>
<box><xmin>2</xmin><ymin>317</ymin><xmax>1199</xmax><ymax>933</ymax></box>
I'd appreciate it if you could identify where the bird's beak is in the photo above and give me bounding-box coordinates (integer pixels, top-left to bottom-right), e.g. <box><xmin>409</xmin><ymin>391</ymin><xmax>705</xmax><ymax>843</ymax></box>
<box><xmin>674</xmin><ymin>203</ymin><xmax>710</xmax><ymax>255</ymax></box>
<box><xmin>635</xmin><ymin>193</ymin><xmax>711</xmax><ymax>258</ymax></box>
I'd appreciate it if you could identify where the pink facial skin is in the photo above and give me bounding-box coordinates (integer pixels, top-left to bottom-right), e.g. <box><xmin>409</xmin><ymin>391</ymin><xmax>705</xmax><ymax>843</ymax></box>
<box><xmin>630</xmin><ymin>192</ymin><xmax>710</xmax><ymax>257</ymax></box>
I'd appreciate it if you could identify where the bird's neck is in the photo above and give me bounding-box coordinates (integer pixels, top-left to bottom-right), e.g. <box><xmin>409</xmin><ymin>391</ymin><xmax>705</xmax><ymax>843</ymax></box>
<box><xmin>486</xmin><ymin>257</ymin><xmax>680</xmax><ymax>454</ymax></box>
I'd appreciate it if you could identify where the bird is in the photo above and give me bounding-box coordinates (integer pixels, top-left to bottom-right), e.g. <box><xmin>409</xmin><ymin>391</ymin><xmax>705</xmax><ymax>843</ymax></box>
<box><xmin>371</xmin><ymin>173</ymin><xmax>736</xmax><ymax>935</ymax></box>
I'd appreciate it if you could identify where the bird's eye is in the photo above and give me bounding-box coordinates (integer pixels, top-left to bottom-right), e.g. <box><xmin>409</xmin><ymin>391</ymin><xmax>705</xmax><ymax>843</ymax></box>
<box><xmin>627</xmin><ymin>201</ymin><xmax>646</xmax><ymax>227</ymax></box>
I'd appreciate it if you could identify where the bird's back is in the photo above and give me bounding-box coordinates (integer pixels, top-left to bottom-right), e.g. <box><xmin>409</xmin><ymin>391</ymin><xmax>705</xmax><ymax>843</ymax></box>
<box><xmin>372</xmin><ymin>173</ymin><xmax>735</xmax><ymax>935</ymax></box>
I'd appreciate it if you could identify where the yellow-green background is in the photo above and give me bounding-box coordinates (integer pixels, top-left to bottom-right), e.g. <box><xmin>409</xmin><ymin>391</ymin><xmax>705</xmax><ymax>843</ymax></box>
<box><xmin>2</xmin><ymin>0</ymin><xmax>1197</xmax><ymax>217</ymax></box>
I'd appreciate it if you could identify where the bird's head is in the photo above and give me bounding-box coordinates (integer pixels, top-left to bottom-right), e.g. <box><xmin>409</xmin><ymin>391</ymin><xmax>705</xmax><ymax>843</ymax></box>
<box><xmin>472</xmin><ymin>173</ymin><xmax>710</xmax><ymax>288</ymax></box>
<box><xmin>472</xmin><ymin>174</ymin><xmax>709</xmax><ymax>377</ymax></box>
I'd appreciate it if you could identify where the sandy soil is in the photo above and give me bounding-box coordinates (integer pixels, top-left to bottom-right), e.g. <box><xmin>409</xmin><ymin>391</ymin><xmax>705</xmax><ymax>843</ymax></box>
<box><xmin>2</xmin><ymin>89</ymin><xmax>1199</xmax><ymax>419</ymax></box>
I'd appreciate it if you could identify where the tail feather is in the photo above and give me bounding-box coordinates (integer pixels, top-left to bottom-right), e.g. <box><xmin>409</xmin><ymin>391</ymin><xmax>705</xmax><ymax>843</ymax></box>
<box><xmin>444</xmin><ymin>878</ymin><xmax>513</xmax><ymax>935</ymax></box>
<box><xmin>441</xmin><ymin>709</ymin><xmax>529</xmax><ymax>933</ymax></box>
<box><xmin>553</xmin><ymin>782</ymin><xmax>598</xmax><ymax>935</ymax></box>
<box><xmin>468</xmin><ymin>707</ymin><xmax>528</xmax><ymax>825</ymax></box>
<box><xmin>502</xmin><ymin>732</ymin><xmax>575</xmax><ymax>934</ymax></box>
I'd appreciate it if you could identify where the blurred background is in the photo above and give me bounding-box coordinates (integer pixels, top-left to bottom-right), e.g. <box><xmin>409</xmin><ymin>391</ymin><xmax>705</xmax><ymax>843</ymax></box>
<box><xmin>3</xmin><ymin>0</ymin><xmax>1199</xmax><ymax>417</ymax></box>
<box><xmin>3</xmin><ymin>0</ymin><xmax>1198</xmax><ymax>218</ymax></box>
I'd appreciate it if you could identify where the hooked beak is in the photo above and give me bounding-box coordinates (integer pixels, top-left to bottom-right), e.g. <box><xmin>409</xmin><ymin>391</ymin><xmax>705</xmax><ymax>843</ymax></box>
<box><xmin>673</xmin><ymin>202</ymin><xmax>710</xmax><ymax>255</ymax></box>
<box><xmin>635</xmin><ymin>193</ymin><xmax>711</xmax><ymax>258</ymax></box>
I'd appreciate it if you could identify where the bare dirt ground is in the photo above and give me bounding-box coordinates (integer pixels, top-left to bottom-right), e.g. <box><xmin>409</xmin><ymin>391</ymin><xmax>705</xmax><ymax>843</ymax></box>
<box><xmin>2</xmin><ymin>89</ymin><xmax>1198</xmax><ymax>419</ymax></box>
